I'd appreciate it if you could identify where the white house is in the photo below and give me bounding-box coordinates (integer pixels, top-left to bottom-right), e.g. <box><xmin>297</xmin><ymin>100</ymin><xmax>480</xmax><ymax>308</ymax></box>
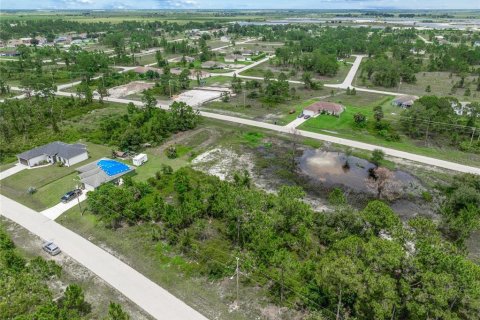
<box><xmin>17</xmin><ymin>142</ymin><xmax>88</xmax><ymax>167</ymax></box>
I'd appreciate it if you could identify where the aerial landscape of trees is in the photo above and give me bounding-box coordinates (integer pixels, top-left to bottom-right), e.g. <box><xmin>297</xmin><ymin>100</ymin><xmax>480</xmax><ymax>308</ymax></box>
<box><xmin>85</xmin><ymin>167</ymin><xmax>480</xmax><ymax>319</ymax></box>
<box><xmin>1</xmin><ymin>9</ymin><xmax>480</xmax><ymax>320</ymax></box>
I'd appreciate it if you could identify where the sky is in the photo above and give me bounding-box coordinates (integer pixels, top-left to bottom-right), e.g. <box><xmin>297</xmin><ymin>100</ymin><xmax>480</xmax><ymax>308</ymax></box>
<box><xmin>1</xmin><ymin>0</ymin><xmax>479</xmax><ymax>10</ymax></box>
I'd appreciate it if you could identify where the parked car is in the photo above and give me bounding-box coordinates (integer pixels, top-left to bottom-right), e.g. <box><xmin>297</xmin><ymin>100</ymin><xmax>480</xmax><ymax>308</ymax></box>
<box><xmin>304</xmin><ymin>115</ymin><xmax>311</xmax><ymax>119</ymax></box>
<box><xmin>42</xmin><ymin>241</ymin><xmax>61</xmax><ymax>256</ymax></box>
<box><xmin>61</xmin><ymin>189</ymin><xmax>82</xmax><ymax>203</ymax></box>
<box><xmin>297</xmin><ymin>113</ymin><xmax>304</xmax><ymax>118</ymax></box>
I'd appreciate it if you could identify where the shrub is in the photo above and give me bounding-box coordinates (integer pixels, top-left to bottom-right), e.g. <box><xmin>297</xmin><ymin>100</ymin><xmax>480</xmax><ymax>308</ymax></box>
<box><xmin>328</xmin><ymin>188</ymin><xmax>346</xmax><ymax>206</ymax></box>
<box><xmin>422</xmin><ymin>191</ymin><xmax>433</xmax><ymax>202</ymax></box>
<box><xmin>27</xmin><ymin>186</ymin><xmax>37</xmax><ymax>195</ymax></box>
<box><xmin>370</xmin><ymin>149</ymin><xmax>385</xmax><ymax>166</ymax></box>
<box><xmin>166</xmin><ymin>146</ymin><xmax>178</xmax><ymax>159</ymax></box>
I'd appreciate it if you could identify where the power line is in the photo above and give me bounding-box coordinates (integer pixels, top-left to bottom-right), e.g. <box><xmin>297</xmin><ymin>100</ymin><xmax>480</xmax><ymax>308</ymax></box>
<box><xmin>84</xmin><ymin>195</ymin><xmax>340</xmax><ymax>320</ymax></box>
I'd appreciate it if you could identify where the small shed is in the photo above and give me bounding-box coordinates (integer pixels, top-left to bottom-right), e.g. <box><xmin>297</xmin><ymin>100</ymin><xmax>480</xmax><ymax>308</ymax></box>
<box><xmin>133</xmin><ymin>153</ymin><xmax>148</xmax><ymax>166</ymax></box>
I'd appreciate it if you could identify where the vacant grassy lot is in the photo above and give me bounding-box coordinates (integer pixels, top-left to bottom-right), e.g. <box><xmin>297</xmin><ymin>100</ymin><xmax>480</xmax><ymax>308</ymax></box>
<box><xmin>240</xmin><ymin>59</ymin><xmax>351</xmax><ymax>85</ymax></box>
<box><xmin>354</xmin><ymin>67</ymin><xmax>480</xmax><ymax>102</ymax></box>
<box><xmin>0</xmin><ymin>143</ymin><xmax>111</xmax><ymax>211</ymax></box>
<box><xmin>202</xmin><ymin>84</ymin><xmax>341</xmax><ymax>124</ymax></box>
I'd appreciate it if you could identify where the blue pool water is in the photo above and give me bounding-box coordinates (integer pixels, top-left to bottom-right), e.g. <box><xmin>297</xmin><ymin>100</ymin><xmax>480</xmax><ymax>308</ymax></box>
<box><xmin>97</xmin><ymin>159</ymin><xmax>130</xmax><ymax>176</ymax></box>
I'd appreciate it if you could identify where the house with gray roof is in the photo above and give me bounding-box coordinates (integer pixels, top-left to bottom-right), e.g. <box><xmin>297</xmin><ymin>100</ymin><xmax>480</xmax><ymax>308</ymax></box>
<box><xmin>17</xmin><ymin>141</ymin><xmax>88</xmax><ymax>167</ymax></box>
<box><xmin>392</xmin><ymin>95</ymin><xmax>419</xmax><ymax>108</ymax></box>
<box><xmin>76</xmin><ymin>158</ymin><xmax>135</xmax><ymax>189</ymax></box>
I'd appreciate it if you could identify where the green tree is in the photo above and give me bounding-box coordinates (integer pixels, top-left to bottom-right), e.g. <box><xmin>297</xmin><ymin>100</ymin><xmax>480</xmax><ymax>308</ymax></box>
<box><xmin>105</xmin><ymin>302</ymin><xmax>130</xmax><ymax>320</ymax></box>
<box><xmin>370</xmin><ymin>149</ymin><xmax>385</xmax><ymax>166</ymax></box>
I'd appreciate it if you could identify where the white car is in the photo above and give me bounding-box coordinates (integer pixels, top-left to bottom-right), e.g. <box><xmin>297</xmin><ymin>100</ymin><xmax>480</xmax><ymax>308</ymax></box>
<box><xmin>42</xmin><ymin>241</ymin><xmax>61</xmax><ymax>256</ymax></box>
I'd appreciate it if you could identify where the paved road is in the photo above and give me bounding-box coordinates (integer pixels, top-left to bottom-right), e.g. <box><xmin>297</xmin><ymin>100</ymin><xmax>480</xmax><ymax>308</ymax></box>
<box><xmin>197</xmin><ymin>110</ymin><xmax>480</xmax><ymax>175</ymax></box>
<box><xmin>0</xmin><ymin>164</ymin><xmax>27</xmax><ymax>180</ymax></box>
<box><xmin>328</xmin><ymin>55</ymin><xmax>367</xmax><ymax>89</ymax></box>
<box><xmin>0</xmin><ymin>195</ymin><xmax>209</xmax><ymax>320</ymax></box>
<box><xmin>418</xmin><ymin>34</ymin><xmax>433</xmax><ymax>44</ymax></box>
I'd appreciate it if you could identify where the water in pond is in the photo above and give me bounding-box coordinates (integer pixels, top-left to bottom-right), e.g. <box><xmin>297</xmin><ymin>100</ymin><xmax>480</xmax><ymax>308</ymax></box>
<box><xmin>298</xmin><ymin>149</ymin><xmax>419</xmax><ymax>194</ymax></box>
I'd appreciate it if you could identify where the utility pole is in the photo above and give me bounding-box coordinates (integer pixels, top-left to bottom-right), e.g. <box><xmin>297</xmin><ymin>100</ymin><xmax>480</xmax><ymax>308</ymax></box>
<box><xmin>230</xmin><ymin>257</ymin><xmax>241</xmax><ymax>306</ymax></box>
<box><xmin>424</xmin><ymin>119</ymin><xmax>430</xmax><ymax>146</ymax></box>
<box><xmin>236</xmin><ymin>257</ymin><xmax>240</xmax><ymax>303</ymax></box>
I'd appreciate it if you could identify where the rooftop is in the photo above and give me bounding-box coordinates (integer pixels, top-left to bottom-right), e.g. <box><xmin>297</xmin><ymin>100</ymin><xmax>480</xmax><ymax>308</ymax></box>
<box><xmin>305</xmin><ymin>101</ymin><xmax>345</xmax><ymax>114</ymax></box>
<box><xmin>17</xmin><ymin>141</ymin><xmax>87</xmax><ymax>161</ymax></box>
<box><xmin>77</xmin><ymin>158</ymin><xmax>134</xmax><ymax>189</ymax></box>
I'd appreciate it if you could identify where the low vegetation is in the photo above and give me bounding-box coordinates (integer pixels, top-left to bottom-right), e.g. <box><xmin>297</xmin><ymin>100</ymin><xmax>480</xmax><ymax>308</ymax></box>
<box><xmin>82</xmin><ymin>167</ymin><xmax>480</xmax><ymax>319</ymax></box>
<box><xmin>0</xmin><ymin>225</ymin><xmax>130</xmax><ymax>319</ymax></box>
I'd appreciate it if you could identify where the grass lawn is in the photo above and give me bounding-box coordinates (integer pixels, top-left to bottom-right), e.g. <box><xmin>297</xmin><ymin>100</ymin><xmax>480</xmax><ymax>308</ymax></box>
<box><xmin>127</xmin><ymin>151</ymin><xmax>190</xmax><ymax>182</ymax></box>
<box><xmin>0</xmin><ymin>143</ymin><xmax>112</xmax><ymax>211</ymax></box>
<box><xmin>298</xmin><ymin>96</ymin><xmax>480</xmax><ymax>167</ymax></box>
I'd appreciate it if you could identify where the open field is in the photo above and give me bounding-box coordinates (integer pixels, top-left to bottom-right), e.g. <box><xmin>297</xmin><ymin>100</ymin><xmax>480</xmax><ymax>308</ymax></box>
<box><xmin>202</xmin><ymin>85</ymin><xmax>341</xmax><ymax>124</ymax></box>
<box><xmin>354</xmin><ymin>67</ymin><xmax>480</xmax><ymax>102</ymax></box>
<box><xmin>240</xmin><ymin>59</ymin><xmax>351</xmax><ymax>85</ymax></box>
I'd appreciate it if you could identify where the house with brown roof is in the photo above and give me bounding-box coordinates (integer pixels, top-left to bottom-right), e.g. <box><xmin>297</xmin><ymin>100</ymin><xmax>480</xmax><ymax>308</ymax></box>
<box><xmin>303</xmin><ymin>102</ymin><xmax>345</xmax><ymax>117</ymax></box>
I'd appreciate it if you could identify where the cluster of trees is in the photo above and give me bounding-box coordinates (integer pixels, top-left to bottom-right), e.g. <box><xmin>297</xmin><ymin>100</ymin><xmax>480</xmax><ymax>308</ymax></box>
<box><xmin>0</xmin><ymin>44</ymin><xmax>111</xmax><ymax>95</ymax></box>
<box><xmin>141</xmin><ymin>66</ymin><xmax>192</xmax><ymax>97</ymax></box>
<box><xmin>439</xmin><ymin>174</ymin><xmax>480</xmax><ymax>247</ymax></box>
<box><xmin>94</xmin><ymin>101</ymin><xmax>199</xmax><ymax>151</ymax></box>
<box><xmin>400</xmin><ymin>96</ymin><xmax>480</xmax><ymax>152</ymax></box>
<box><xmin>0</xmin><ymin>96</ymin><xmax>104</xmax><ymax>162</ymax></box>
<box><xmin>0</xmin><ymin>18</ymin><xmax>222</xmax><ymax>42</ymax></box>
<box><xmin>85</xmin><ymin>167</ymin><xmax>480</xmax><ymax>319</ymax></box>
<box><xmin>361</xmin><ymin>55</ymin><xmax>421</xmax><ymax>88</ymax></box>
<box><xmin>230</xmin><ymin>73</ymin><xmax>296</xmax><ymax>106</ymax></box>
<box><xmin>0</xmin><ymin>225</ymin><xmax>130</xmax><ymax>319</ymax></box>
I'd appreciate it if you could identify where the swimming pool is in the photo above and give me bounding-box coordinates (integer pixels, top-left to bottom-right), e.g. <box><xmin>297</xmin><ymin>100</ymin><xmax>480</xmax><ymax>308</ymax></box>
<box><xmin>97</xmin><ymin>159</ymin><xmax>131</xmax><ymax>176</ymax></box>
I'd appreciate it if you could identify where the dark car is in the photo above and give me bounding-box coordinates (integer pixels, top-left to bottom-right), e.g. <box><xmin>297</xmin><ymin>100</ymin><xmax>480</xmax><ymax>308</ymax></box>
<box><xmin>42</xmin><ymin>241</ymin><xmax>61</xmax><ymax>256</ymax></box>
<box><xmin>61</xmin><ymin>189</ymin><xmax>82</xmax><ymax>203</ymax></box>
<box><xmin>304</xmin><ymin>115</ymin><xmax>311</xmax><ymax>119</ymax></box>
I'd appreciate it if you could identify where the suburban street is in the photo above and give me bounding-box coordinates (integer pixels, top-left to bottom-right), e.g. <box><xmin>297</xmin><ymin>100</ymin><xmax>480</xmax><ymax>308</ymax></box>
<box><xmin>197</xmin><ymin>110</ymin><xmax>480</xmax><ymax>175</ymax></box>
<box><xmin>0</xmin><ymin>195</ymin><xmax>209</xmax><ymax>320</ymax></box>
<box><xmin>3</xmin><ymin>48</ymin><xmax>478</xmax><ymax>175</ymax></box>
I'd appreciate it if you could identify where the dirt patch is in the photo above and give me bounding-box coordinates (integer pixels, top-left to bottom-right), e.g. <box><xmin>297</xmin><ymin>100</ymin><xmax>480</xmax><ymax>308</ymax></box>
<box><xmin>108</xmin><ymin>81</ymin><xmax>154</xmax><ymax>98</ymax></box>
<box><xmin>192</xmin><ymin>147</ymin><xmax>254</xmax><ymax>181</ymax></box>
<box><xmin>0</xmin><ymin>217</ymin><xmax>153</xmax><ymax>320</ymax></box>
<box><xmin>148</xmin><ymin>127</ymin><xmax>220</xmax><ymax>156</ymax></box>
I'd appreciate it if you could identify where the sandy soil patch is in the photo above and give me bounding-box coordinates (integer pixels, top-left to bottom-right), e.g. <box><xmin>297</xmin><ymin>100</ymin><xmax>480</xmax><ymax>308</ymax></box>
<box><xmin>174</xmin><ymin>88</ymin><xmax>230</xmax><ymax>107</ymax></box>
<box><xmin>108</xmin><ymin>81</ymin><xmax>154</xmax><ymax>98</ymax></box>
